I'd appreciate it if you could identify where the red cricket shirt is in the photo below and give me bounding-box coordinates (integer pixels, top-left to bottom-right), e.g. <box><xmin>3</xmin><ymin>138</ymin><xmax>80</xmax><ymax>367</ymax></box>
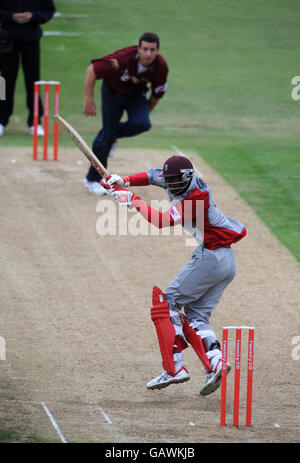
<box><xmin>125</xmin><ymin>171</ymin><xmax>247</xmax><ymax>249</ymax></box>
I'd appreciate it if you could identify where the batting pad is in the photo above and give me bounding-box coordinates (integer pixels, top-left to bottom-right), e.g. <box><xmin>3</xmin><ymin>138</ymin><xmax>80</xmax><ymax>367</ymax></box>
<box><xmin>151</xmin><ymin>286</ymin><xmax>176</xmax><ymax>375</ymax></box>
<box><xmin>180</xmin><ymin>313</ymin><xmax>212</xmax><ymax>372</ymax></box>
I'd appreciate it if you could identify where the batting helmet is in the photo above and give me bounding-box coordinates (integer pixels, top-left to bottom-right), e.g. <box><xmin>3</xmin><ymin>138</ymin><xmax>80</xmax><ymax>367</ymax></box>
<box><xmin>160</xmin><ymin>155</ymin><xmax>194</xmax><ymax>194</ymax></box>
<box><xmin>161</xmin><ymin>155</ymin><xmax>193</xmax><ymax>177</ymax></box>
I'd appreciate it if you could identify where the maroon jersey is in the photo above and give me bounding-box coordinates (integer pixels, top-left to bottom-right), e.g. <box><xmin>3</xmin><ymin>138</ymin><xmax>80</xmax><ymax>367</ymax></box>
<box><xmin>91</xmin><ymin>46</ymin><xmax>168</xmax><ymax>99</ymax></box>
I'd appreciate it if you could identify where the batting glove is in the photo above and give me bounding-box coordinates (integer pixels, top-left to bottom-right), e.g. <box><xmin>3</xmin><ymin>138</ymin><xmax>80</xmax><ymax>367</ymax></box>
<box><xmin>100</xmin><ymin>174</ymin><xmax>130</xmax><ymax>192</ymax></box>
<box><xmin>112</xmin><ymin>189</ymin><xmax>139</xmax><ymax>206</ymax></box>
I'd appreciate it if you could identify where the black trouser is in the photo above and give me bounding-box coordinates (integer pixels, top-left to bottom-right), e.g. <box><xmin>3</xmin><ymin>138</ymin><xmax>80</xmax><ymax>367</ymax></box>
<box><xmin>0</xmin><ymin>38</ymin><xmax>43</xmax><ymax>127</ymax></box>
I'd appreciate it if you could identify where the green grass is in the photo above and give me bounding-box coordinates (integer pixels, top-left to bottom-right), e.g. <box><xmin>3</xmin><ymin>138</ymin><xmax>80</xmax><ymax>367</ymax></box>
<box><xmin>2</xmin><ymin>0</ymin><xmax>300</xmax><ymax>262</ymax></box>
<box><xmin>0</xmin><ymin>428</ymin><xmax>20</xmax><ymax>442</ymax></box>
<box><xmin>0</xmin><ymin>426</ymin><xmax>55</xmax><ymax>443</ymax></box>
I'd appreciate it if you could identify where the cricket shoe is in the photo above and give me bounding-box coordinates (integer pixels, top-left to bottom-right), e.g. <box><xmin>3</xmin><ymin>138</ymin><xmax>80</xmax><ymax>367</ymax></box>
<box><xmin>200</xmin><ymin>359</ymin><xmax>231</xmax><ymax>396</ymax></box>
<box><xmin>108</xmin><ymin>139</ymin><xmax>118</xmax><ymax>157</ymax></box>
<box><xmin>147</xmin><ymin>366</ymin><xmax>190</xmax><ymax>390</ymax></box>
<box><xmin>82</xmin><ymin>178</ymin><xmax>107</xmax><ymax>195</ymax></box>
<box><xmin>29</xmin><ymin>125</ymin><xmax>44</xmax><ymax>136</ymax></box>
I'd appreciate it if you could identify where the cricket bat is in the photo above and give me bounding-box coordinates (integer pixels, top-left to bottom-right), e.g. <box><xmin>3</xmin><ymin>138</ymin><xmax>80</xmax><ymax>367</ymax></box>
<box><xmin>53</xmin><ymin>114</ymin><xmax>109</xmax><ymax>178</ymax></box>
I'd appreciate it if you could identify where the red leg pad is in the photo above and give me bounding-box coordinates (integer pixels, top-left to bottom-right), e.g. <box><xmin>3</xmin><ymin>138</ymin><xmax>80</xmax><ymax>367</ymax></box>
<box><xmin>151</xmin><ymin>286</ymin><xmax>176</xmax><ymax>375</ymax></box>
<box><xmin>179</xmin><ymin>313</ymin><xmax>211</xmax><ymax>372</ymax></box>
<box><xmin>173</xmin><ymin>335</ymin><xmax>188</xmax><ymax>353</ymax></box>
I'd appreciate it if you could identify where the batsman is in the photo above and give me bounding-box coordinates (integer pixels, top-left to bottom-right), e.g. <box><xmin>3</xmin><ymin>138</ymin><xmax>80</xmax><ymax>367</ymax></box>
<box><xmin>101</xmin><ymin>155</ymin><xmax>247</xmax><ymax>396</ymax></box>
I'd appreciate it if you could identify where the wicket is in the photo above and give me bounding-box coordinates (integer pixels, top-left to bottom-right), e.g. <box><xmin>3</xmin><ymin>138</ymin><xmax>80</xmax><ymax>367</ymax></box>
<box><xmin>220</xmin><ymin>326</ymin><xmax>255</xmax><ymax>427</ymax></box>
<box><xmin>33</xmin><ymin>80</ymin><xmax>60</xmax><ymax>161</ymax></box>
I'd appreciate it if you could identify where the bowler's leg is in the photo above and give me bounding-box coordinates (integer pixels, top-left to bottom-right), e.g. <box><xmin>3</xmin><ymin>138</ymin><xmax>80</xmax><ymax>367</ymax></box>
<box><xmin>117</xmin><ymin>91</ymin><xmax>151</xmax><ymax>138</ymax></box>
<box><xmin>86</xmin><ymin>83</ymin><xmax>124</xmax><ymax>182</ymax></box>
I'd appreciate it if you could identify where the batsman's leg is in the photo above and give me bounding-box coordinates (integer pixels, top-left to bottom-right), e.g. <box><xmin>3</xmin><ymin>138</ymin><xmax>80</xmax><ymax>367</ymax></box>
<box><xmin>163</xmin><ymin>246</ymin><xmax>236</xmax><ymax>395</ymax></box>
<box><xmin>179</xmin><ymin>313</ymin><xmax>212</xmax><ymax>372</ymax></box>
<box><xmin>147</xmin><ymin>286</ymin><xmax>190</xmax><ymax>390</ymax></box>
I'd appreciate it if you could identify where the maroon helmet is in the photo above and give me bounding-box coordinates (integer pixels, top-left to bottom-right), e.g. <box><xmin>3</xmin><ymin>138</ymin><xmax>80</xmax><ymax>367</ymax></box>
<box><xmin>160</xmin><ymin>155</ymin><xmax>194</xmax><ymax>194</ymax></box>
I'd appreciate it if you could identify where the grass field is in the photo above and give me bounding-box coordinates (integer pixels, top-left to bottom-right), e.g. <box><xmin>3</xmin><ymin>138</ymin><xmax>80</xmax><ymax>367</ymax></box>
<box><xmin>2</xmin><ymin>0</ymin><xmax>300</xmax><ymax>264</ymax></box>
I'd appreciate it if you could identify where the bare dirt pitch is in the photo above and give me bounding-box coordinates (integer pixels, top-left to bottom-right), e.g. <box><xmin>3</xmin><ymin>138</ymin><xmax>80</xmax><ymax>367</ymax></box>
<box><xmin>0</xmin><ymin>146</ymin><xmax>299</xmax><ymax>443</ymax></box>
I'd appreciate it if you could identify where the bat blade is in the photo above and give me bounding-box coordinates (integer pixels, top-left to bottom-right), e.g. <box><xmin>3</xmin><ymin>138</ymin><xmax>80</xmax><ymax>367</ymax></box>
<box><xmin>53</xmin><ymin>114</ymin><xmax>109</xmax><ymax>178</ymax></box>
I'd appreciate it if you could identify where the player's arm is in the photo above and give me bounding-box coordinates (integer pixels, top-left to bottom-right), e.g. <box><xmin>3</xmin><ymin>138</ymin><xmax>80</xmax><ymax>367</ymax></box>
<box><xmin>28</xmin><ymin>0</ymin><xmax>56</xmax><ymax>24</ymax></box>
<box><xmin>0</xmin><ymin>10</ymin><xmax>14</xmax><ymax>23</ymax></box>
<box><xmin>83</xmin><ymin>64</ymin><xmax>97</xmax><ymax>116</ymax></box>
<box><xmin>134</xmin><ymin>197</ymin><xmax>175</xmax><ymax>228</ymax></box>
<box><xmin>110</xmin><ymin>188</ymin><xmax>187</xmax><ymax>229</ymax></box>
<box><xmin>149</xmin><ymin>58</ymin><xmax>168</xmax><ymax>109</ymax></box>
<box><xmin>83</xmin><ymin>54</ymin><xmax>123</xmax><ymax>117</ymax></box>
<box><xmin>113</xmin><ymin>190</ymin><xmax>175</xmax><ymax>228</ymax></box>
<box><xmin>148</xmin><ymin>96</ymin><xmax>159</xmax><ymax>112</ymax></box>
<box><xmin>101</xmin><ymin>172</ymin><xmax>150</xmax><ymax>189</ymax></box>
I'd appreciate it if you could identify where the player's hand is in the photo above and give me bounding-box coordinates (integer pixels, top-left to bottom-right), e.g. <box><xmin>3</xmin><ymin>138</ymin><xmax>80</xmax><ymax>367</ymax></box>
<box><xmin>13</xmin><ymin>12</ymin><xmax>32</xmax><ymax>23</ymax></box>
<box><xmin>111</xmin><ymin>189</ymin><xmax>139</xmax><ymax>206</ymax></box>
<box><xmin>101</xmin><ymin>174</ymin><xmax>130</xmax><ymax>191</ymax></box>
<box><xmin>100</xmin><ymin>176</ymin><xmax>116</xmax><ymax>192</ymax></box>
<box><xmin>83</xmin><ymin>99</ymin><xmax>97</xmax><ymax>116</ymax></box>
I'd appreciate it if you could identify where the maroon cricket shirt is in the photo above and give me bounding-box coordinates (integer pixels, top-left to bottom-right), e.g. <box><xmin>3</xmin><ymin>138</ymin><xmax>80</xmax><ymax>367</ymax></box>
<box><xmin>91</xmin><ymin>45</ymin><xmax>168</xmax><ymax>99</ymax></box>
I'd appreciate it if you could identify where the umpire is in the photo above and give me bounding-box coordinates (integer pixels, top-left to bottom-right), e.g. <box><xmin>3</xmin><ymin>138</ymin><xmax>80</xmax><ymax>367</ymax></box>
<box><xmin>0</xmin><ymin>1</ymin><xmax>55</xmax><ymax>136</ymax></box>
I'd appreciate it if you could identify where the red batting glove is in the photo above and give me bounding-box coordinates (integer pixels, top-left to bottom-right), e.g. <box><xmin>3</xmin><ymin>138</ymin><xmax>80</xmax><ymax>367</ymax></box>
<box><xmin>100</xmin><ymin>176</ymin><xmax>114</xmax><ymax>192</ymax></box>
<box><xmin>101</xmin><ymin>174</ymin><xmax>130</xmax><ymax>192</ymax></box>
<box><xmin>111</xmin><ymin>189</ymin><xmax>140</xmax><ymax>206</ymax></box>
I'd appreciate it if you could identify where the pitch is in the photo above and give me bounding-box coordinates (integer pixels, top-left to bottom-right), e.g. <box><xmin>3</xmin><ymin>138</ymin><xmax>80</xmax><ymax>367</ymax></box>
<box><xmin>0</xmin><ymin>146</ymin><xmax>299</xmax><ymax>443</ymax></box>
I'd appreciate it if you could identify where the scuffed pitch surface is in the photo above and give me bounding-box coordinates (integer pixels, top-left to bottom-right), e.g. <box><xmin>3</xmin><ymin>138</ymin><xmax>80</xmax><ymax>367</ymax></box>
<box><xmin>0</xmin><ymin>146</ymin><xmax>299</xmax><ymax>443</ymax></box>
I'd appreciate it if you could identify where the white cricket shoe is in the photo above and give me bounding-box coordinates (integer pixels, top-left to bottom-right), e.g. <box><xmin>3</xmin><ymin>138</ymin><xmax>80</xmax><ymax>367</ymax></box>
<box><xmin>108</xmin><ymin>139</ymin><xmax>118</xmax><ymax>157</ymax></box>
<box><xmin>82</xmin><ymin>178</ymin><xmax>107</xmax><ymax>195</ymax></box>
<box><xmin>147</xmin><ymin>366</ymin><xmax>190</xmax><ymax>390</ymax></box>
<box><xmin>0</xmin><ymin>123</ymin><xmax>4</xmax><ymax>136</ymax></box>
<box><xmin>200</xmin><ymin>359</ymin><xmax>231</xmax><ymax>396</ymax></box>
<box><xmin>29</xmin><ymin>125</ymin><xmax>44</xmax><ymax>136</ymax></box>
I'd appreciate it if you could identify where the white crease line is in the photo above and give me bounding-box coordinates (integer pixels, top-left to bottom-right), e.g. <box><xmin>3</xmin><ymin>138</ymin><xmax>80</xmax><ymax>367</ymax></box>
<box><xmin>54</xmin><ymin>12</ymin><xmax>90</xmax><ymax>18</ymax></box>
<box><xmin>171</xmin><ymin>144</ymin><xmax>182</xmax><ymax>155</ymax></box>
<box><xmin>99</xmin><ymin>407</ymin><xmax>112</xmax><ymax>424</ymax></box>
<box><xmin>44</xmin><ymin>31</ymin><xmax>83</xmax><ymax>36</ymax></box>
<box><xmin>171</xmin><ymin>145</ymin><xmax>203</xmax><ymax>177</ymax></box>
<box><xmin>41</xmin><ymin>402</ymin><xmax>67</xmax><ymax>443</ymax></box>
<box><xmin>1</xmin><ymin>400</ymin><xmax>298</xmax><ymax>430</ymax></box>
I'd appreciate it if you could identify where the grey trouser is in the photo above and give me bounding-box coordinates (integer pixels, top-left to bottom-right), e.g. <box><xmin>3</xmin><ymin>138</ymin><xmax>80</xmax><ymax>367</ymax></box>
<box><xmin>164</xmin><ymin>244</ymin><xmax>236</xmax><ymax>349</ymax></box>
